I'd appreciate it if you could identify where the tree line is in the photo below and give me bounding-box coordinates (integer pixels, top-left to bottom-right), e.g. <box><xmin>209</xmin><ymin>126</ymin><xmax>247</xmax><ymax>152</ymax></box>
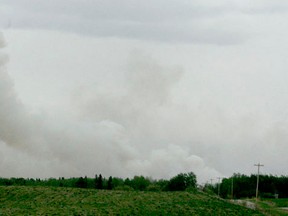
<box><xmin>2</xmin><ymin>172</ymin><xmax>287</xmax><ymax>198</ymax></box>
<box><xmin>0</xmin><ymin>172</ymin><xmax>197</xmax><ymax>192</ymax></box>
<box><xmin>204</xmin><ymin>173</ymin><xmax>288</xmax><ymax>199</ymax></box>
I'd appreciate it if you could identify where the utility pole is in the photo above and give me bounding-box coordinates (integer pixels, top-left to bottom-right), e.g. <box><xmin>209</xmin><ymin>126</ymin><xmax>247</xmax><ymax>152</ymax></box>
<box><xmin>254</xmin><ymin>163</ymin><xmax>264</xmax><ymax>201</ymax></box>
<box><xmin>217</xmin><ymin>177</ymin><xmax>222</xmax><ymax>197</ymax></box>
<box><xmin>231</xmin><ymin>177</ymin><xmax>233</xmax><ymax>199</ymax></box>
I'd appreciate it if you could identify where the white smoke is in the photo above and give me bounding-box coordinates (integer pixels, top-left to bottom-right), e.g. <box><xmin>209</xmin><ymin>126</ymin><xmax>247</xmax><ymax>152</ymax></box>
<box><xmin>4</xmin><ymin>29</ymin><xmax>288</xmax><ymax>184</ymax></box>
<box><xmin>0</xmin><ymin>32</ymin><xmax>221</xmax><ymax>183</ymax></box>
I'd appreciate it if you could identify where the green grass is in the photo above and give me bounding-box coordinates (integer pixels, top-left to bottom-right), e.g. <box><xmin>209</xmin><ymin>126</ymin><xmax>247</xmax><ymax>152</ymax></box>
<box><xmin>0</xmin><ymin>186</ymin><xmax>264</xmax><ymax>215</ymax></box>
<box><xmin>265</xmin><ymin>198</ymin><xmax>288</xmax><ymax>207</ymax></box>
<box><xmin>255</xmin><ymin>198</ymin><xmax>288</xmax><ymax>216</ymax></box>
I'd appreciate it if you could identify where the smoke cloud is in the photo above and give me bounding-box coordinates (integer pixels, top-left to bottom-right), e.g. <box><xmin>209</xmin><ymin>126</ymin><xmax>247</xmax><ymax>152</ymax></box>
<box><xmin>0</xmin><ymin>32</ymin><xmax>221</xmax><ymax>183</ymax></box>
<box><xmin>2</xmin><ymin>1</ymin><xmax>288</xmax><ymax>185</ymax></box>
<box><xmin>0</xmin><ymin>32</ymin><xmax>32</xmax><ymax>148</ymax></box>
<box><xmin>3</xmin><ymin>28</ymin><xmax>288</xmax><ymax>184</ymax></box>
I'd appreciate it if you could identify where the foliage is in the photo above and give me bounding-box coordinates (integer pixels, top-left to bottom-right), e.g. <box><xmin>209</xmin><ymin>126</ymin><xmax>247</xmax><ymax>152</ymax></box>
<box><xmin>114</xmin><ymin>185</ymin><xmax>134</xmax><ymax>191</ymax></box>
<box><xmin>0</xmin><ymin>172</ymin><xmax>195</xmax><ymax>192</ymax></box>
<box><xmin>2</xmin><ymin>172</ymin><xmax>288</xmax><ymax>199</ymax></box>
<box><xmin>0</xmin><ymin>186</ymin><xmax>264</xmax><ymax>215</ymax></box>
<box><xmin>129</xmin><ymin>176</ymin><xmax>151</xmax><ymax>191</ymax></box>
<box><xmin>256</xmin><ymin>199</ymin><xmax>288</xmax><ymax>216</ymax></box>
<box><xmin>97</xmin><ymin>174</ymin><xmax>103</xmax><ymax>189</ymax></box>
<box><xmin>146</xmin><ymin>184</ymin><xmax>161</xmax><ymax>192</ymax></box>
<box><xmin>219</xmin><ymin>174</ymin><xmax>288</xmax><ymax>199</ymax></box>
<box><xmin>166</xmin><ymin>172</ymin><xmax>197</xmax><ymax>191</ymax></box>
<box><xmin>107</xmin><ymin>176</ymin><xmax>113</xmax><ymax>190</ymax></box>
<box><xmin>75</xmin><ymin>176</ymin><xmax>87</xmax><ymax>188</ymax></box>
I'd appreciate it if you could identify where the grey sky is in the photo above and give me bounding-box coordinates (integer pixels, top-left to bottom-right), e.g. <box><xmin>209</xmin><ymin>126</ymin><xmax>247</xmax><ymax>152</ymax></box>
<box><xmin>1</xmin><ymin>1</ymin><xmax>288</xmax><ymax>183</ymax></box>
<box><xmin>2</xmin><ymin>0</ymin><xmax>288</xmax><ymax>44</ymax></box>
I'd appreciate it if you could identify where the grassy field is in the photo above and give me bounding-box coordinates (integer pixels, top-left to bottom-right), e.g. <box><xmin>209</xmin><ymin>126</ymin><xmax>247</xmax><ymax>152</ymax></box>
<box><xmin>256</xmin><ymin>198</ymin><xmax>288</xmax><ymax>216</ymax></box>
<box><xmin>0</xmin><ymin>186</ymin><xmax>265</xmax><ymax>215</ymax></box>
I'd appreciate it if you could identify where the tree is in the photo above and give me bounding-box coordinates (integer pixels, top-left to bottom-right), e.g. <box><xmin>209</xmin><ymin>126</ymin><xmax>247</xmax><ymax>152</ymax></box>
<box><xmin>75</xmin><ymin>177</ymin><xmax>87</xmax><ymax>188</ymax></box>
<box><xmin>112</xmin><ymin>177</ymin><xmax>124</xmax><ymax>189</ymax></box>
<box><xmin>130</xmin><ymin>176</ymin><xmax>150</xmax><ymax>191</ymax></box>
<box><xmin>107</xmin><ymin>176</ymin><xmax>113</xmax><ymax>190</ymax></box>
<box><xmin>94</xmin><ymin>175</ymin><xmax>98</xmax><ymax>189</ymax></box>
<box><xmin>167</xmin><ymin>172</ymin><xmax>197</xmax><ymax>191</ymax></box>
<box><xmin>97</xmin><ymin>174</ymin><xmax>103</xmax><ymax>189</ymax></box>
<box><xmin>185</xmin><ymin>172</ymin><xmax>197</xmax><ymax>189</ymax></box>
<box><xmin>155</xmin><ymin>179</ymin><xmax>169</xmax><ymax>191</ymax></box>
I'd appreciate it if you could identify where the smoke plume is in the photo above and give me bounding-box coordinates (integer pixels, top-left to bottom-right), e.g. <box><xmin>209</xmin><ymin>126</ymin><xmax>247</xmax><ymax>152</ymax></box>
<box><xmin>0</xmin><ymin>33</ymin><xmax>221</xmax><ymax>182</ymax></box>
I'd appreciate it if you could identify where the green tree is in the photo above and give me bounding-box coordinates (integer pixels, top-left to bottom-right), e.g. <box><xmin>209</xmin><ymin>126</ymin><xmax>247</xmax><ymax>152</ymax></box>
<box><xmin>75</xmin><ymin>177</ymin><xmax>87</xmax><ymax>188</ymax></box>
<box><xmin>167</xmin><ymin>172</ymin><xmax>197</xmax><ymax>191</ymax></box>
<box><xmin>130</xmin><ymin>176</ymin><xmax>150</xmax><ymax>191</ymax></box>
<box><xmin>107</xmin><ymin>176</ymin><xmax>113</xmax><ymax>190</ymax></box>
<box><xmin>97</xmin><ymin>174</ymin><xmax>103</xmax><ymax>189</ymax></box>
<box><xmin>112</xmin><ymin>177</ymin><xmax>124</xmax><ymax>189</ymax></box>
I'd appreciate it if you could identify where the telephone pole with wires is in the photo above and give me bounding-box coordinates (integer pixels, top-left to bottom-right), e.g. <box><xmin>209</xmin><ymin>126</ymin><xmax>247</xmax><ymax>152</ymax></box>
<box><xmin>217</xmin><ymin>177</ymin><xmax>222</xmax><ymax>197</ymax></box>
<box><xmin>254</xmin><ymin>163</ymin><xmax>264</xmax><ymax>201</ymax></box>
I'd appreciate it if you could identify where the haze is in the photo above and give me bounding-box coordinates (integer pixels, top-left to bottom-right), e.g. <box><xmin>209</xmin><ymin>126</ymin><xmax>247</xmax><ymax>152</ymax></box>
<box><xmin>1</xmin><ymin>0</ymin><xmax>288</xmax><ymax>183</ymax></box>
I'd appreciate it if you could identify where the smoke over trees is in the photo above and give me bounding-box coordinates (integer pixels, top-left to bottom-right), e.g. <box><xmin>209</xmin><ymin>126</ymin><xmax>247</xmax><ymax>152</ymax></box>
<box><xmin>0</xmin><ymin>31</ymin><xmax>221</xmax><ymax>182</ymax></box>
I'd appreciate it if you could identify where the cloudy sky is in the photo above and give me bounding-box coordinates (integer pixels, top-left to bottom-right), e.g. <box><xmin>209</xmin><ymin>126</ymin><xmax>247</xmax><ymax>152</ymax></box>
<box><xmin>1</xmin><ymin>0</ymin><xmax>288</xmax><ymax>183</ymax></box>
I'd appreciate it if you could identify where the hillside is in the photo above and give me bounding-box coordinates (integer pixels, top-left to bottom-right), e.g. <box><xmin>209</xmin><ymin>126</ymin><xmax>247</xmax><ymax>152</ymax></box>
<box><xmin>0</xmin><ymin>186</ymin><xmax>264</xmax><ymax>215</ymax></box>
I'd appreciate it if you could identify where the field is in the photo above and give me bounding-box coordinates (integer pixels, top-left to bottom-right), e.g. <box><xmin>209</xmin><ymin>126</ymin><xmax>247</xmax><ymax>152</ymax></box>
<box><xmin>256</xmin><ymin>198</ymin><xmax>288</xmax><ymax>216</ymax></box>
<box><xmin>0</xmin><ymin>186</ymin><xmax>266</xmax><ymax>215</ymax></box>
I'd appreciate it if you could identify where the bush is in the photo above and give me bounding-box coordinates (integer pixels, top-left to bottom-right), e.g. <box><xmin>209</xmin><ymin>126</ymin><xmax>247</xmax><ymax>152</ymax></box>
<box><xmin>146</xmin><ymin>184</ymin><xmax>161</xmax><ymax>192</ymax></box>
<box><xmin>130</xmin><ymin>176</ymin><xmax>151</xmax><ymax>191</ymax></box>
<box><xmin>114</xmin><ymin>185</ymin><xmax>134</xmax><ymax>191</ymax></box>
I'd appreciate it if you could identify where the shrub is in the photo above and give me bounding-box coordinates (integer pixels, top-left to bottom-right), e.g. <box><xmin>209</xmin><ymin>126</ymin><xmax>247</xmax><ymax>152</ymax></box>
<box><xmin>114</xmin><ymin>185</ymin><xmax>134</xmax><ymax>191</ymax></box>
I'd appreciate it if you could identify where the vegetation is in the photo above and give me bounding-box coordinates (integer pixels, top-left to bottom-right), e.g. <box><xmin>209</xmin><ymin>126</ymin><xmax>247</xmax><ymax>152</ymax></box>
<box><xmin>0</xmin><ymin>186</ymin><xmax>264</xmax><ymax>215</ymax></box>
<box><xmin>255</xmin><ymin>198</ymin><xmax>288</xmax><ymax>216</ymax></box>
<box><xmin>205</xmin><ymin>173</ymin><xmax>288</xmax><ymax>199</ymax></box>
<box><xmin>2</xmin><ymin>172</ymin><xmax>288</xmax><ymax>200</ymax></box>
<box><xmin>0</xmin><ymin>172</ymin><xmax>197</xmax><ymax>192</ymax></box>
<box><xmin>166</xmin><ymin>172</ymin><xmax>197</xmax><ymax>191</ymax></box>
<box><xmin>1</xmin><ymin>171</ymin><xmax>288</xmax><ymax>215</ymax></box>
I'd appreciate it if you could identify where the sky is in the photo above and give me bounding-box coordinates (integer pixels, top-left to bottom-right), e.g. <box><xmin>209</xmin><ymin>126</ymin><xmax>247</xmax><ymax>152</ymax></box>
<box><xmin>1</xmin><ymin>1</ymin><xmax>288</xmax><ymax>184</ymax></box>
